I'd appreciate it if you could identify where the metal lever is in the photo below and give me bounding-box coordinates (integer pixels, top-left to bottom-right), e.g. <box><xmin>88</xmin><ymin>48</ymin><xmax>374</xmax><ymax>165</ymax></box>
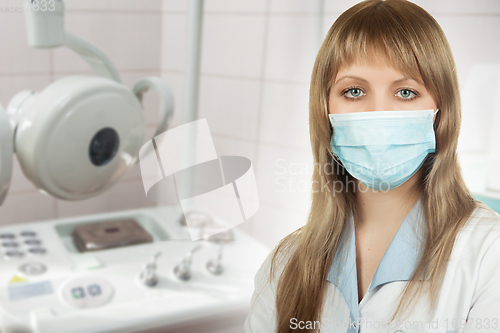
<box><xmin>206</xmin><ymin>243</ymin><xmax>224</xmax><ymax>275</ymax></box>
<box><xmin>203</xmin><ymin>228</ymin><xmax>233</xmax><ymax>275</ymax></box>
<box><xmin>139</xmin><ymin>251</ymin><xmax>161</xmax><ymax>287</ymax></box>
<box><xmin>173</xmin><ymin>244</ymin><xmax>202</xmax><ymax>281</ymax></box>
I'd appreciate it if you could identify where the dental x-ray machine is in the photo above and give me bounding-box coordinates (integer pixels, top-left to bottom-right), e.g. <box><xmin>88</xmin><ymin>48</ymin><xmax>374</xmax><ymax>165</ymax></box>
<box><xmin>0</xmin><ymin>1</ymin><xmax>268</xmax><ymax>332</ymax></box>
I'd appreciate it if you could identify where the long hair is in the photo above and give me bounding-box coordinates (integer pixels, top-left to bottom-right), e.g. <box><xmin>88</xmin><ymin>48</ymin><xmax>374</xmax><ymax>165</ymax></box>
<box><xmin>270</xmin><ymin>0</ymin><xmax>477</xmax><ymax>331</ymax></box>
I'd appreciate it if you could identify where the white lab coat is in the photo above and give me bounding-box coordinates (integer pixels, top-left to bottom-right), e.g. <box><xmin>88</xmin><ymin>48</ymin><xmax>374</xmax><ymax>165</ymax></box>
<box><xmin>244</xmin><ymin>201</ymin><xmax>500</xmax><ymax>333</ymax></box>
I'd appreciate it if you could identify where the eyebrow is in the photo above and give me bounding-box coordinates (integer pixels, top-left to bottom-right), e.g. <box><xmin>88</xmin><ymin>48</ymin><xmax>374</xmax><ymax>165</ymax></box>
<box><xmin>334</xmin><ymin>75</ymin><xmax>367</xmax><ymax>85</ymax></box>
<box><xmin>334</xmin><ymin>75</ymin><xmax>419</xmax><ymax>85</ymax></box>
<box><xmin>394</xmin><ymin>76</ymin><xmax>418</xmax><ymax>83</ymax></box>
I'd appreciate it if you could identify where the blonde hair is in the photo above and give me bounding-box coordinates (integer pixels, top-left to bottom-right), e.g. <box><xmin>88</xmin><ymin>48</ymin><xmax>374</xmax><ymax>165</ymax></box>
<box><xmin>270</xmin><ymin>0</ymin><xmax>477</xmax><ymax>331</ymax></box>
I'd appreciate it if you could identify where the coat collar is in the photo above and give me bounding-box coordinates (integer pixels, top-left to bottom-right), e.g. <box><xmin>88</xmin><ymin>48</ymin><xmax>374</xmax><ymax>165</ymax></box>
<box><xmin>326</xmin><ymin>198</ymin><xmax>425</xmax><ymax>330</ymax></box>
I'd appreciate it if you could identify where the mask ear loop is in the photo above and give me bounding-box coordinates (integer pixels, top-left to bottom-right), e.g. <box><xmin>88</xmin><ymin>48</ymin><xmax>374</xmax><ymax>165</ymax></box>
<box><xmin>434</xmin><ymin>108</ymin><xmax>440</xmax><ymax>115</ymax></box>
<box><xmin>327</xmin><ymin>124</ymin><xmax>344</xmax><ymax>170</ymax></box>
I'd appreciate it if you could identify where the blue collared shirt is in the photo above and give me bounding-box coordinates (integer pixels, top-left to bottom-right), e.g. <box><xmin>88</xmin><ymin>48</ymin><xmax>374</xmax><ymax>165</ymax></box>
<box><xmin>326</xmin><ymin>198</ymin><xmax>425</xmax><ymax>332</ymax></box>
<box><xmin>245</xmin><ymin>201</ymin><xmax>500</xmax><ymax>333</ymax></box>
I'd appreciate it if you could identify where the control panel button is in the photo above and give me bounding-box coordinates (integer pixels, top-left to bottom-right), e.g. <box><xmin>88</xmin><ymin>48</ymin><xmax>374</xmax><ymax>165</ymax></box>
<box><xmin>4</xmin><ymin>251</ymin><xmax>24</xmax><ymax>259</ymax></box>
<box><xmin>20</xmin><ymin>231</ymin><xmax>37</xmax><ymax>237</ymax></box>
<box><xmin>2</xmin><ymin>242</ymin><xmax>19</xmax><ymax>248</ymax></box>
<box><xmin>24</xmin><ymin>239</ymin><xmax>41</xmax><ymax>246</ymax></box>
<box><xmin>0</xmin><ymin>233</ymin><xmax>16</xmax><ymax>240</ymax></box>
<box><xmin>71</xmin><ymin>287</ymin><xmax>86</xmax><ymax>299</ymax></box>
<box><xmin>87</xmin><ymin>284</ymin><xmax>102</xmax><ymax>296</ymax></box>
<box><xmin>61</xmin><ymin>277</ymin><xmax>114</xmax><ymax>309</ymax></box>
<box><xmin>28</xmin><ymin>248</ymin><xmax>47</xmax><ymax>255</ymax></box>
<box><xmin>19</xmin><ymin>262</ymin><xmax>47</xmax><ymax>276</ymax></box>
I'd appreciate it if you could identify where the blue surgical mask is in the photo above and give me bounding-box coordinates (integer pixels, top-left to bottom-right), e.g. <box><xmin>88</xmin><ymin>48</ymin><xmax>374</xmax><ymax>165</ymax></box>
<box><xmin>329</xmin><ymin>109</ymin><xmax>438</xmax><ymax>191</ymax></box>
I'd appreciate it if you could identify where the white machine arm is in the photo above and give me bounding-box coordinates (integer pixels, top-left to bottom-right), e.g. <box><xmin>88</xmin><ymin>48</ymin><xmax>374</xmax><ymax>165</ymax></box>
<box><xmin>133</xmin><ymin>77</ymin><xmax>175</xmax><ymax>138</ymax></box>
<box><xmin>25</xmin><ymin>0</ymin><xmax>121</xmax><ymax>83</ymax></box>
<box><xmin>63</xmin><ymin>33</ymin><xmax>122</xmax><ymax>83</ymax></box>
<box><xmin>0</xmin><ymin>105</ymin><xmax>13</xmax><ymax>207</ymax></box>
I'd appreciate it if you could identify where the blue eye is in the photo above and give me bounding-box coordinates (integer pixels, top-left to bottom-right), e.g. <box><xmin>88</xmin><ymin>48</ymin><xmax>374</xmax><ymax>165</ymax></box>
<box><xmin>396</xmin><ymin>89</ymin><xmax>416</xmax><ymax>99</ymax></box>
<box><xmin>344</xmin><ymin>88</ymin><xmax>365</xmax><ymax>99</ymax></box>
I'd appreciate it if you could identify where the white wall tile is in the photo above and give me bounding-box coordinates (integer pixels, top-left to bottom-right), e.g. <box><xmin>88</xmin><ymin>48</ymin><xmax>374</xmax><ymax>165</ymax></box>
<box><xmin>208</xmin><ymin>136</ymin><xmax>258</xmax><ymax>235</ymax></box>
<box><xmin>185</xmin><ymin>134</ymin><xmax>258</xmax><ymax>235</ymax></box>
<box><xmin>459</xmin><ymin>65</ymin><xmax>500</xmax><ymax>155</ymax></box>
<box><xmin>162</xmin><ymin>0</ymin><xmax>187</xmax><ymax>12</ymax></box>
<box><xmin>211</xmin><ymin>134</ymin><xmax>257</xmax><ymax>162</ymax></box>
<box><xmin>324</xmin><ymin>0</ymin><xmax>360</xmax><ymax>14</ymax></box>
<box><xmin>163</xmin><ymin>0</ymin><xmax>268</xmax><ymax>14</ymax></box>
<box><xmin>0</xmin><ymin>12</ymin><xmax>51</xmax><ymax>75</ymax></box>
<box><xmin>411</xmin><ymin>0</ymin><xmax>500</xmax><ymax>14</ymax></box>
<box><xmin>204</xmin><ymin>0</ymin><xmax>267</xmax><ymax>13</ymax></box>
<box><xmin>255</xmin><ymin>144</ymin><xmax>313</xmax><ymax>211</ymax></box>
<box><xmin>9</xmin><ymin>158</ymin><xmax>39</xmax><ymax>194</ymax></box>
<box><xmin>325</xmin><ymin>0</ymin><xmax>500</xmax><ymax>16</ymax></box>
<box><xmin>264</xmin><ymin>15</ymin><xmax>319</xmax><ymax>83</ymax></box>
<box><xmin>322</xmin><ymin>13</ymin><xmax>339</xmax><ymax>36</ymax></box>
<box><xmin>64</xmin><ymin>0</ymin><xmax>162</xmax><ymax>12</ymax></box>
<box><xmin>56</xmin><ymin>179</ymin><xmax>155</xmax><ymax>219</ymax></box>
<box><xmin>259</xmin><ymin>82</ymin><xmax>310</xmax><ymax>150</ymax></box>
<box><xmin>201</xmin><ymin>14</ymin><xmax>266</xmax><ymax>78</ymax></box>
<box><xmin>198</xmin><ymin>76</ymin><xmax>261</xmax><ymax>140</ymax></box>
<box><xmin>53</xmin><ymin>12</ymin><xmax>161</xmax><ymax>74</ymax></box>
<box><xmin>270</xmin><ymin>0</ymin><xmax>322</xmax><ymax>14</ymax></box>
<box><xmin>161</xmin><ymin>14</ymin><xmax>187</xmax><ymax>72</ymax></box>
<box><xmin>55</xmin><ymin>190</ymin><xmax>110</xmax><ymax>218</ymax></box>
<box><xmin>107</xmin><ymin>180</ymin><xmax>156</xmax><ymax>211</ymax></box>
<box><xmin>190</xmin><ymin>134</ymin><xmax>258</xmax><ymax>214</ymax></box>
<box><xmin>160</xmin><ymin>71</ymin><xmax>185</xmax><ymax>129</ymax></box>
<box><xmin>0</xmin><ymin>191</ymin><xmax>55</xmax><ymax>226</ymax></box>
<box><xmin>435</xmin><ymin>15</ymin><xmax>500</xmax><ymax>87</ymax></box>
<box><xmin>52</xmin><ymin>49</ymin><xmax>91</xmax><ymax>75</ymax></box>
<box><xmin>247</xmin><ymin>202</ymin><xmax>308</xmax><ymax>249</ymax></box>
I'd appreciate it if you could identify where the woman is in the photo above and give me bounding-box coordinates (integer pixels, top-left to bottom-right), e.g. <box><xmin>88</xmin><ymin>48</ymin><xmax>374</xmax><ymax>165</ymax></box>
<box><xmin>245</xmin><ymin>0</ymin><xmax>500</xmax><ymax>332</ymax></box>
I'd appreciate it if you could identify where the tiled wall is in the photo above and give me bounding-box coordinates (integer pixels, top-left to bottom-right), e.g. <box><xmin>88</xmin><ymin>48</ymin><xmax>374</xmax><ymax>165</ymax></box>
<box><xmin>161</xmin><ymin>0</ymin><xmax>500</xmax><ymax>249</ymax></box>
<box><xmin>161</xmin><ymin>0</ymin><xmax>320</xmax><ymax>249</ymax></box>
<box><xmin>0</xmin><ymin>1</ymin><xmax>499</xmax><ymax>250</ymax></box>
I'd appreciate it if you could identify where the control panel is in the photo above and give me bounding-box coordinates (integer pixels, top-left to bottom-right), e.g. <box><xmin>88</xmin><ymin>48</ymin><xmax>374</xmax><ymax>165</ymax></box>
<box><xmin>0</xmin><ymin>206</ymin><xmax>269</xmax><ymax>333</ymax></box>
<box><xmin>1</xmin><ymin>230</ymin><xmax>47</xmax><ymax>260</ymax></box>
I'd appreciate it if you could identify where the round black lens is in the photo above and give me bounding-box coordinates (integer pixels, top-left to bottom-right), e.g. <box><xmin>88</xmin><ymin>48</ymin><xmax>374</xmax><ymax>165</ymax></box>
<box><xmin>89</xmin><ymin>128</ymin><xmax>119</xmax><ymax>166</ymax></box>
